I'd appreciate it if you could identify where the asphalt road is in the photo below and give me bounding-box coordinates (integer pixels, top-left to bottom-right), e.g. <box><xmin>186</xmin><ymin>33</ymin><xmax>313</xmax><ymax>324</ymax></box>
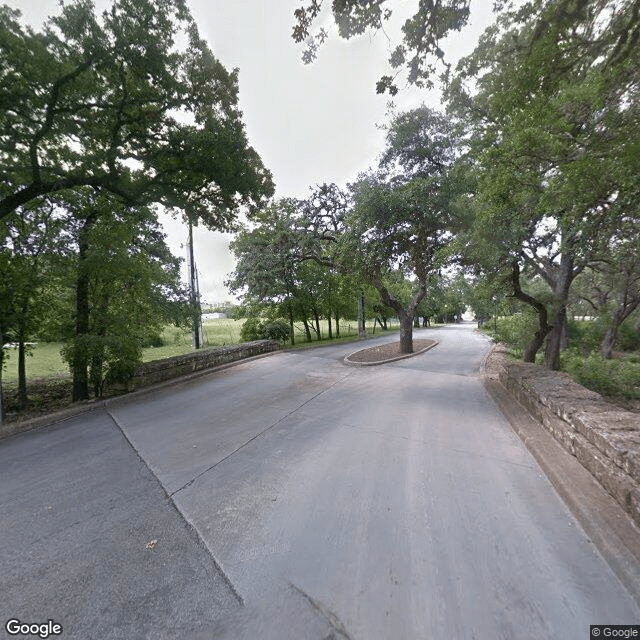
<box><xmin>2</xmin><ymin>324</ymin><xmax>640</xmax><ymax>639</ymax></box>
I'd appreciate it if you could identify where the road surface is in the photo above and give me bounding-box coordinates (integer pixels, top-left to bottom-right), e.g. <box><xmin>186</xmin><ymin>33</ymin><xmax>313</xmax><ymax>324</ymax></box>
<box><xmin>2</xmin><ymin>324</ymin><xmax>639</xmax><ymax>639</ymax></box>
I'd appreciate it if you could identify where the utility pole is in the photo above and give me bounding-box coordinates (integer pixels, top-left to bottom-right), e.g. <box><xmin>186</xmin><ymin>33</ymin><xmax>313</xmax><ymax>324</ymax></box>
<box><xmin>187</xmin><ymin>217</ymin><xmax>204</xmax><ymax>350</ymax></box>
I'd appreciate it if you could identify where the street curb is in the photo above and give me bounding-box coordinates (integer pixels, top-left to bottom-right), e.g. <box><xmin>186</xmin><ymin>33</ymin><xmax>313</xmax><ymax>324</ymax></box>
<box><xmin>0</xmin><ymin>350</ymin><xmax>280</xmax><ymax>441</ymax></box>
<box><xmin>343</xmin><ymin>340</ymin><xmax>439</xmax><ymax>366</ymax></box>
<box><xmin>483</xmin><ymin>374</ymin><xmax>640</xmax><ymax>608</ymax></box>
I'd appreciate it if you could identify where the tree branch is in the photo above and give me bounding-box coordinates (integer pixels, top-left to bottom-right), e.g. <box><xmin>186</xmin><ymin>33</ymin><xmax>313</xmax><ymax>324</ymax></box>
<box><xmin>0</xmin><ymin>175</ymin><xmax>135</xmax><ymax>220</ymax></box>
<box><xmin>29</xmin><ymin>58</ymin><xmax>94</xmax><ymax>183</ymax></box>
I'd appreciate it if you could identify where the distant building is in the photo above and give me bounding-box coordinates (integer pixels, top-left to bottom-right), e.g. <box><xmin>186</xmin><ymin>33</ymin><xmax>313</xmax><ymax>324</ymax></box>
<box><xmin>203</xmin><ymin>312</ymin><xmax>227</xmax><ymax>320</ymax></box>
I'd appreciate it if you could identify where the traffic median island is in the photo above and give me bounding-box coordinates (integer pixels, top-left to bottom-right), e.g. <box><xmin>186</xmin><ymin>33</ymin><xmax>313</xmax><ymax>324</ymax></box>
<box><xmin>344</xmin><ymin>338</ymin><xmax>438</xmax><ymax>366</ymax></box>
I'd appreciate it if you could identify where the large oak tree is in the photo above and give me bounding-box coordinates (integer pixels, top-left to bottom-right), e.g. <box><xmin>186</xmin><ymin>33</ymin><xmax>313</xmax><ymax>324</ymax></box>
<box><xmin>0</xmin><ymin>0</ymin><xmax>273</xmax><ymax>228</ymax></box>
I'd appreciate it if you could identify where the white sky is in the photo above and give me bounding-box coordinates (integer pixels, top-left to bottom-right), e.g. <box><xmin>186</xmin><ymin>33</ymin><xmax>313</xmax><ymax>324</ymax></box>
<box><xmin>9</xmin><ymin>0</ymin><xmax>494</xmax><ymax>304</ymax></box>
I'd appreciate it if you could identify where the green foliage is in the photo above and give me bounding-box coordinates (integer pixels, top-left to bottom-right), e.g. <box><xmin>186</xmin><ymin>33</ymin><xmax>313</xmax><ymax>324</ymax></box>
<box><xmin>618</xmin><ymin>321</ymin><xmax>640</xmax><ymax>352</ymax></box>
<box><xmin>261</xmin><ymin>319</ymin><xmax>291</xmax><ymax>342</ymax></box>
<box><xmin>489</xmin><ymin>313</ymin><xmax>541</xmax><ymax>356</ymax></box>
<box><xmin>62</xmin><ymin>333</ymin><xmax>140</xmax><ymax>395</ymax></box>
<box><xmin>566</xmin><ymin>318</ymin><xmax>640</xmax><ymax>354</ymax></box>
<box><xmin>0</xmin><ymin>0</ymin><xmax>273</xmax><ymax>223</ymax></box>
<box><xmin>450</xmin><ymin>0</ymin><xmax>640</xmax><ymax>369</ymax></box>
<box><xmin>240</xmin><ymin>317</ymin><xmax>264</xmax><ymax>342</ymax></box>
<box><xmin>566</xmin><ymin>319</ymin><xmax>607</xmax><ymax>354</ymax></box>
<box><xmin>239</xmin><ymin>317</ymin><xmax>292</xmax><ymax>343</ymax></box>
<box><xmin>141</xmin><ymin>333</ymin><xmax>165</xmax><ymax>349</ymax></box>
<box><xmin>228</xmin><ymin>197</ymin><xmax>358</xmax><ymax>341</ymax></box>
<box><xmin>293</xmin><ymin>0</ymin><xmax>472</xmax><ymax>93</ymax></box>
<box><xmin>562</xmin><ymin>349</ymin><xmax>640</xmax><ymax>401</ymax></box>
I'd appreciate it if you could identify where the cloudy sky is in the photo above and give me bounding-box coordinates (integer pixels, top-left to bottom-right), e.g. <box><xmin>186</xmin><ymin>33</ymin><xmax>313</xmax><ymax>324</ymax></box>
<box><xmin>10</xmin><ymin>0</ymin><xmax>494</xmax><ymax>303</ymax></box>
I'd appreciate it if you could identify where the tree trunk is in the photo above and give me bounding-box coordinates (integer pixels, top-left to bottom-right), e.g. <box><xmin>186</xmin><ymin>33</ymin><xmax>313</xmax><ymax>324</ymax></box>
<box><xmin>510</xmin><ymin>261</ymin><xmax>553</xmax><ymax>364</ymax></box>
<box><xmin>600</xmin><ymin>297</ymin><xmax>640</xmax><ymax>359</ymax></box>
<box><xmin>72</xmin><ymin>215</ymin><xmax>96</xmax><ymax>402</ymax></box>
<box><xmin>601</xmin><ymin>326</ymin><xmax>617</xmax><ymax>360</ymax></box>
<box><xmin>371</xmin><ymin>272</ymin><xmax>427</xmax><ymax>355</ymax></box>
<box><xmin>90</xmin><ymin>294</ymin><xmax>109</xmax><ymax>397</ymax></box>
<box><xmin>302</xmin><ymin>317</ymin><xmax>312</xmax><ymax>342</ymax></box>
<box><xmin>287</xmin><ymin>302</ymin><xmax>295</xmax><ymax>346</ymax></box>
<box><xmin>523</xmin><ymin>326</ymin><xmax>553</xmax><ymax>363</ymax></box>
<box><xmin>543</xmin><ymin>248</ymin><xmax>575</xmax><ymax>371</ymax></box>
<box><xmin>17</xmin><ymin>339</ymin><xmax>27</xmax><ymax>409</ymax></box>
<box><xmin>72</xmin><ymin>269</ymin><xmax>90</xmax><ymax>401</ymax></box>
<box><xmin>544</xmin><ymin>308</ymin><xmax>567</xmax><ymax>370</ymax></box>
<box><xmin>327</xmin><ymin>315</ymin><xmax>333</xmax><ymax>340</ymax></box>
<box><xmin>312</xmin><ymin>306</ymin><xmax>321</xmax><ymax>340</ymax></box>
<box><xmin>91</xmin><ymin>344</ymin><xmax>104</xmax><ymax>398</ymax></box>
<box><xmin>335</xmin><ymin>313</ymin><xmax>340</xmax><ymax>338</ymax></box>
<box><xmin>399</xmin><ymin>313</ymin><xmax>414</xmax><ymax>354</ymax></box>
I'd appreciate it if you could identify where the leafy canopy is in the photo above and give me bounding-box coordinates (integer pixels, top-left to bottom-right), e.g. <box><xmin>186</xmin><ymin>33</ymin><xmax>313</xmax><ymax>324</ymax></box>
<box><xmin>0</xmin><ymin>0</ymin><xmax>274</xmax><ymax>226</ymax></box>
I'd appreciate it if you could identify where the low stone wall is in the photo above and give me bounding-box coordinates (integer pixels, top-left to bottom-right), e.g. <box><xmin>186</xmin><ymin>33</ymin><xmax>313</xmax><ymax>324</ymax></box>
<box><xmin>107</xmin><ymin>340</ymin><xmax>280</xmax><ymax>393</ymax></box>
<box><xmin>499</xmin><ymin>359</ymin><xmax>640</xmax><ymax>527</ymax></box>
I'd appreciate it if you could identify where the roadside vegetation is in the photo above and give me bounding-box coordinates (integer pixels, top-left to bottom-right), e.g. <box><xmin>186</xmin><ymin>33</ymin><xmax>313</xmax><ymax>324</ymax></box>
<box><xmin>481</xmin><ymin>314</ymin><xmax>640</xmax><ymax>408</ymax></box>
<box><xmin>0</xmin><ymin>317</ymin><xmax>402</xmax><ymax>421</ymax></box>
<box><xmin>2</xmin><ymin>0</ymin><xmax>638</xmax><ymax>421</ymax></box>
<box><xmin>2</xmin><ymin>318</ymin><xmax>400</xmax><ymax>382</ymax></box>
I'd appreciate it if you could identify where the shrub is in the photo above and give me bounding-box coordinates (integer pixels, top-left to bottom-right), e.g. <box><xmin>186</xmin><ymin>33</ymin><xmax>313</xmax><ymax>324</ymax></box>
<box><xmin>240</xmin><ymin>317</ymin><xmax>291</xmax><ymax>343</ymax></box>
<box><xmin>261</xmin><ymin>319</ymin><xmax>291</xmax><ymax>342</ymax></box>
<box><xmin>566</xmin><ymin>318</ymin><xmax>606</xmax><ymax>353</ymax></box>
<box><xmin>240</xmin><ymin>317</ymin><xmax>264</xmax><ymax>342</ymax></box>
<box><xmin>617</xmin><ymin>320</ymin><xmax>640</xmax><ymax>352</ymax></box>
<box><xmin>561</xmin><ymin>348</ymin><xmax>640</xmax><ymax>400</ymax></box>
<box><xmin>490</xmin><ymin>313</ymin><xmax>539</xmax><ymax>355</ymax></box>
<box><xmin>62</xmin><ymin>333</ymin><xmax>141</xmax><ymax>397</ymax></box>
<box><xmin>141</xmin><ymin>332</ymin><xmax>164</xmax><ymax>348</ymax></box>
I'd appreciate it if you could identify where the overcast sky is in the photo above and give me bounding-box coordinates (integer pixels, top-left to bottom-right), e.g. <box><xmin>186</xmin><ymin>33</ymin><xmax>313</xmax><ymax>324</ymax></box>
<box><xmin>10</xmin><ymin>0</ymin><xmax>494</xmax><ymax>304</ymax></box>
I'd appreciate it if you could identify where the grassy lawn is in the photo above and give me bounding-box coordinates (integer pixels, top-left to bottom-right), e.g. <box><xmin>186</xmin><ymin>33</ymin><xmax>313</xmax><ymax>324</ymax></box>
<box><xmin>1</xmin><ymin>343</ymin><xmax>69</xmax><ymax>382</ymax></box>
<box><xmin>1</xmin><ymin>318</ymin><xmax>402</xmax><ymax>382</ymax></box>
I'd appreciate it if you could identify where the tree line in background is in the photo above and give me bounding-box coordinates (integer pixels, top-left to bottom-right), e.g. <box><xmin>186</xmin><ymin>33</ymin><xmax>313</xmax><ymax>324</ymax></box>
<box><xmin>2</xmin><ymin>0</ymin><xmax>639</xmax><ymax>413</ymax></box>
<box><xmin>285</xmin><ymin>0</ymin><xmax>640</xmax><ymax>398</ymax></box>
<box><xmin>230</xmin><ymin>0</ymin><xmax>639</xmax><ymax>383</ymax></box>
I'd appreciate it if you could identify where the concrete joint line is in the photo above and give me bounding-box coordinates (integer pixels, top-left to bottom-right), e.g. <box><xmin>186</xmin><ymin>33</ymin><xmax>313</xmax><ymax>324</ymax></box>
<box><xmin>169</xmin><ymin>370</ymin><xmax>355</xmax><ymax>499</ymax></box>
<box><xmin>103</xmin><ymin>406</ymin><xmax>245</xmax><ymax>606</ymax></box>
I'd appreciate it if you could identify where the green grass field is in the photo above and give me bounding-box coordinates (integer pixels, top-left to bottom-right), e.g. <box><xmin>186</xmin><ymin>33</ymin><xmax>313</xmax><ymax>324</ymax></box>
<box><xmin>2</xmin><ymin>318</ymin><xmax>399</xmax><ymax>382</ymax></box>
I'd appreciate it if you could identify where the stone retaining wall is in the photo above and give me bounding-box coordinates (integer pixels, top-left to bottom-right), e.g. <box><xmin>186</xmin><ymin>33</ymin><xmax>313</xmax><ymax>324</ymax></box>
<box><xmin>106</xmin><ymin>339</ymin><xmax>280</xmax><ymax>392</ymax></box>
<box><xmin>499</xmin><ymin>360</ymin><xmax>640</xmax><ymax>527</ymax></box>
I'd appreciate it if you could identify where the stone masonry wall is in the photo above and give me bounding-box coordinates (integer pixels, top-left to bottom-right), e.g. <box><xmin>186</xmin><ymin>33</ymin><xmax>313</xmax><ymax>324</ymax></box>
<box><xmin>499</xmin><ymin>361</ymin><xmax>640</xmax><ymax>527</ymax></box>
<box><xmin>106</xmin><ymin>339</ymin><xmax>280</xmax><ymax>393</ymax></box>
